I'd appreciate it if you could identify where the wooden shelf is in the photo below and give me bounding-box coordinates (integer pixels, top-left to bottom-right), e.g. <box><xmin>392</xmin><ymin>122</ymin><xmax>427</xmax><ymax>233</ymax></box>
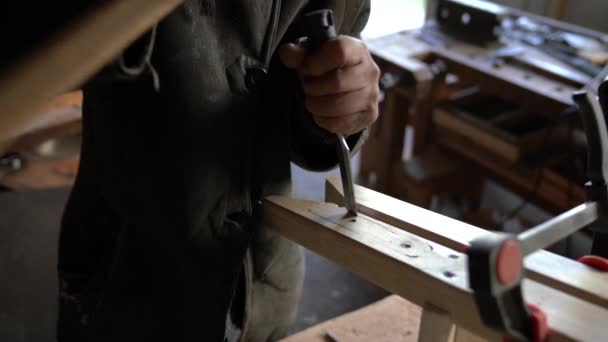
<box><xmin>436</xmin><ymin>127</ymin><xmax>585</xmax><ymax>213</ymax></box>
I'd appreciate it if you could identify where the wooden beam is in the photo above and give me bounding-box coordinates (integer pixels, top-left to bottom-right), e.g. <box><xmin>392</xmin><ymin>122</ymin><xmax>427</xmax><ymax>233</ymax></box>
<box><xmin>0</xmin><ymin>0</ymin><xmax>185</xmax><ymax>150</ymax></box>
<box><xmin>261</xmin><ymin>196</ymin><xmax>608</xmax><ymax>341</ymax></box>
<box><xmin>454</xmin><ymin>327</ymin><xmax>486</xmax><ymax>342</ymax></box>
<box><xmin>325</xmin><ymin>176</ymin><xmax>608</xmax><ymax>310</ymax></box>
<box><xmin>418</xmin><ymin>305</ymin><xmax>455</xmax><ymax>342</ymax></box>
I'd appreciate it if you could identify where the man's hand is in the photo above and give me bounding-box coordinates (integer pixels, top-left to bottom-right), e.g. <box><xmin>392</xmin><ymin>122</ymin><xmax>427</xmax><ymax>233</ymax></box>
<box><xmin>279</xmin><ymin>35</ymin><xmax>380</xmax><ymax>135</ymax></box>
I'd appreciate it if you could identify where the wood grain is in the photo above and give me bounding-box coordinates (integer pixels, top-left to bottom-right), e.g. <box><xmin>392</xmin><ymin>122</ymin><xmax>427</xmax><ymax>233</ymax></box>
<box><xmin>261</xmin><ymin>195</ymin><xmax>608</xmax><ymax>341</ymax></box>
<box><xmin>325</xmin><ymin>176</ymin><xmax>608</xmax><ymax>310</ymax></box>
<box><xmin>0</xmin><ymin>0</ymin><xmax>185</xmax><ymax>149</ymax></box>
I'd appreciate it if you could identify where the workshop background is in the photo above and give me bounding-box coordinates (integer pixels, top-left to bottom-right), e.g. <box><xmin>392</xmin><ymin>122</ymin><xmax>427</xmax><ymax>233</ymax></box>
<box><xmin>2</xmin><ymin>0</ymin><xmax>607</xmax><ymax>341</ymax></box>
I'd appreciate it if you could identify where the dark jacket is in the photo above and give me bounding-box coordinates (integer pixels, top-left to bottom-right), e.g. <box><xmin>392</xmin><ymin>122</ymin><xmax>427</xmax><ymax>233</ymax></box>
<box><xmin>57</xmin><ymin>1</ymin><xmax>370</xmax><ymax>341</ymax></box>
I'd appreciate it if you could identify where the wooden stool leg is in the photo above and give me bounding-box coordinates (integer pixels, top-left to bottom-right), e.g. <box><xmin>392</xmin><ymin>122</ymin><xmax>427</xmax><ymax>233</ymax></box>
<box><xmin>417</xmin><ymin>305</ymin><xmax>455</xmax><ymax>342</ymax></box>
<box><xmin>453</xmin><ymin>327</ymin><xmax>487</xmax><ymax>342</ymax></box>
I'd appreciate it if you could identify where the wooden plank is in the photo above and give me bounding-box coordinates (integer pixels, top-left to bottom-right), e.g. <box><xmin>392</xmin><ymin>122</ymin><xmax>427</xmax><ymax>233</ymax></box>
<box><xmin>0</xmin><ymin>0</ymin><xmax>185</xmax><ymax>150</ymax></box>
<box><xmin>325</xmin><ymin>176</ymin><xmax>608</xmax><ymax>310</ymax></box>
<box><xmin>432</xmin><ymin>107</ymin><xmax>520</xmax><ymax>162</ymax></box>
<box><xmin>0</xmin><ymin>158</ymin><xmax>79</xmax><ymax>190</ymax></box>
<box><xmin>366</xmin><ymin>32</ymin><xmax>433</xmax><ymax>85</ymax></box>
<box><xmin>0</xmin><ymin>92</ymin><xmax>82</xmax><ymax>189</ymax></box>
<box><xmin>261</xmin><ymin>196</ymin><xmax>608</xmax><ymax>341</ymax></box>
<box><xmin>12</xmin><ymin>91</ymin><xmax>83</xmax><ymax>139</ymax></box>
<box><xmin>280</xmin><ymin>295</ymin><xmax>422</xmax><ymax>342</ymax></box>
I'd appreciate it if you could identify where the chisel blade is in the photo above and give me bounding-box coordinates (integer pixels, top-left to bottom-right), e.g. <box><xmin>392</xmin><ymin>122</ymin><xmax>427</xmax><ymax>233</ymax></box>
<box><xmin>336</xmin><ymin>134</ymin><xmax>357</xmax><ymax>216</ymax></box>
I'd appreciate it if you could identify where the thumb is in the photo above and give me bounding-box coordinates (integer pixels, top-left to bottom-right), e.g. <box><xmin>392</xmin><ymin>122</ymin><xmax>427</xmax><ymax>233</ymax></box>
<box><xmin>278</xmin><ymin>43</ymin><xmax>306</xmax><ymax>69</ymax></box>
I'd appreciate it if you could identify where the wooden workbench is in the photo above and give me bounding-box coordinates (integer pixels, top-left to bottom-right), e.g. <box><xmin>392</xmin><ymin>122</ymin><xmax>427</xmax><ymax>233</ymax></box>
<box><xmin>360</xmin><ymin>23</ymin><xmax>599</xmax><ymax>214</ymax></box>
<box><xmin>261</xmin><ymin>178</ymin><xmax>608</xmax><ymax>341</ymax></box>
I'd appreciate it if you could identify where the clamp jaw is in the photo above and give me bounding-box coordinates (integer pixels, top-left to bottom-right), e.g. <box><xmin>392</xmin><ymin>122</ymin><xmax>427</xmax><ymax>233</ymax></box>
<box><xmin>468</xmin><ymin>235</ymin><xmax>548</xmax><ymax>342</ymax></box>
<box><xmin>573</xmin><ymin>66</ymin><xmax>608</xmax><ymax>257</ymax></box>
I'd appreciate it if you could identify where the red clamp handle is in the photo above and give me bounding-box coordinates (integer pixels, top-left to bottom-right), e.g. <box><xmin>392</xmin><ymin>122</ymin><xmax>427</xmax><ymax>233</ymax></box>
<box><xmin>578</xmin><ymin>255</ymin><xmax>608</xmax><ymax>271</ymax></box>
<box><xmin>528</xmin><ymin>303</ymin><xmax>550</xmax><ymax>342</ymax></box>
<box><xmin>503</xmin><ymin>303</ymin><xmax>549</xmax><ymax>342</ymax></box>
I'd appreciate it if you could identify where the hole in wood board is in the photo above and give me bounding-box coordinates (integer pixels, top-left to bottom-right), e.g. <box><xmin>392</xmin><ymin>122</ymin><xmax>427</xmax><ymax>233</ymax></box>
<box><xmin>443</xmin><ymin>271</ymin><xmax>456</xmax><ymax>278</ymax></box>
<box><xmin>448</xmin><ymin>254</ymin><xmax>459</xmax><ymax>259</ymax></box>
<box><xmin>401</xmin><ymin>242</ymin><xmax>412</xmax><ymax>249</ymax></box>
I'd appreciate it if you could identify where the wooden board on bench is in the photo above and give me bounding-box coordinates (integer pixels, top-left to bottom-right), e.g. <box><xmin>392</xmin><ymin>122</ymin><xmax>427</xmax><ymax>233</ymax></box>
<box><xmin>281</xmin><ymin>295</ymin><xmax>422</xmax><ymax>342</ymax></box>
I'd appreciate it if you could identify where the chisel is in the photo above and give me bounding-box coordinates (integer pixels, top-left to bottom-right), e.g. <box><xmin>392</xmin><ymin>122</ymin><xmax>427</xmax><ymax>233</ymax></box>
<box><xmin>302</xmin><ymin>9</ymin><xmax>357</xmax><ymax>216</ymax></box>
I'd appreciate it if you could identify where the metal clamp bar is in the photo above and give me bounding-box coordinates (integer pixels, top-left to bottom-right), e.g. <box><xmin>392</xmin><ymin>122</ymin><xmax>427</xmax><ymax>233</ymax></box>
<box><xmin>519</xmin><ymin>202</ymin><xmax>599</xmax><ymax>256</ymax></box>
